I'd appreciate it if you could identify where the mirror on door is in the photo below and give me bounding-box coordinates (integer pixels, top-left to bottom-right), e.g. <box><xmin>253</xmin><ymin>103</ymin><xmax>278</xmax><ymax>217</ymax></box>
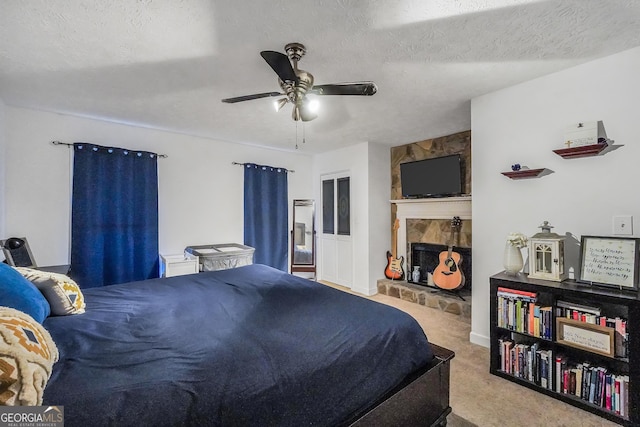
<box><xmin>291</xmin><ymin>199</ymin><xmax>316</xmax><ymax>277</ymax></box>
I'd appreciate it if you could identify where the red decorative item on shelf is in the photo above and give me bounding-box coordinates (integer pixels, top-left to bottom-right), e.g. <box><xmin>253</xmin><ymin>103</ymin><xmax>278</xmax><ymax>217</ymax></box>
<box><xmin>553</xmin><ymin>143</ymin><xmax>608</xmax><ymax>159</ymax></box>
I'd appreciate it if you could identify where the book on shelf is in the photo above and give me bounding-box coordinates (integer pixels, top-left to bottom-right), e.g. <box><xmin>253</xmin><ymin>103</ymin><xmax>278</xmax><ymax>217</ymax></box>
<box><xmin>555</xmin><ymin>356</ymin><xmax>566</xmax><ymax>393</ymax></box>
<box><xmin>539</xmin><ymin>349</ymin><xmax>552</xmax><ymax>389</ymax></box>
<box><xmin>575</xmin><ymin>365</ymin><xmax>583</xmax><ymax>399</ymax></box>
<box><xmin>615</xmin><ymin>317</ymin><xmax>628</xmax><ymax>358</ymax></box>
<box><xmin>497</xmin><ymin>287</ymin><xmax>536</xmax><ymax>300</ymax></box>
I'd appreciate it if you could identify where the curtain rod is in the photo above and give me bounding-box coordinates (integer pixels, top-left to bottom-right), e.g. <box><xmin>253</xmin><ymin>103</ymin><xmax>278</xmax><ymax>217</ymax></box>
<box><xmin>232</xmin><ymin>162</ymin><xmax>294</xmax><ymax>173</ymax></box>
<box><xmin>52</xmin><ymin>141</ymin><xmax>168</xmax><ymax>158</ymax></box>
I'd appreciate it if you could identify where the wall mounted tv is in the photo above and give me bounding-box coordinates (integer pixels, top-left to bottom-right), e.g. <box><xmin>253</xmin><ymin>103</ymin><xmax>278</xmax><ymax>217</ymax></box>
<box><xmin>400</xmin><ymin>154</ymin><xmax>463</xmax><ymax>198</ymax></box>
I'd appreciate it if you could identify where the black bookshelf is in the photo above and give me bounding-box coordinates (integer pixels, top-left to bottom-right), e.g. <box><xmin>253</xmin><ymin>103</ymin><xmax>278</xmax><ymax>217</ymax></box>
<box><xmin>490</xmin><ymin>272</ymin><xmax>640</xmax><ymax>426</ymax></box>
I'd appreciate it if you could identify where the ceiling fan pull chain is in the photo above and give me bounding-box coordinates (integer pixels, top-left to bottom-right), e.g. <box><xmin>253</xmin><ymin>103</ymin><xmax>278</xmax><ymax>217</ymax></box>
<box><xmin>303</xmin><ymin>122</ymin><xmax>306</xmax><ymax>145</ymax></box>
<box><xmin>295</xmin><ymin>121</ymin><xmax>299</xmax><ymax>149</ymax></box>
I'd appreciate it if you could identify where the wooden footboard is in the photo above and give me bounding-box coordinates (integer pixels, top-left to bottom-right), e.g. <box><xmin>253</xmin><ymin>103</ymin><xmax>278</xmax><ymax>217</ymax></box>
<box><xmin>348</xmin><ymin>343</ymin><xmax>455</xmax><ymax>427</ymax></box>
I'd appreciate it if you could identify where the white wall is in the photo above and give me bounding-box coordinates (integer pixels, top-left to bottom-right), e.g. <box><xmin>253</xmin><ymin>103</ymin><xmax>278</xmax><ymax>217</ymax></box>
<box><xmin>367</xmin><ymin>142</ymin><xmax>391</xmax><ymax>294</ymax></box>
<box><xmin>4</xmin><ymin>106</ymin><xmax>313</xmax><ymax>267</ymax></box>
<box><xmin>0</xmin><ymin>98</ymin><xmax>5</xmax><ymax>241</ymax></box>
<box><xmin>313</xmin><ymin>141</ymin><xmax>390</xmax><ymax>295</ymax></box>
<box><xmin>471</xmin><ymin>46</ymin><xmax>640</xmax><ymax>347</ymax></box>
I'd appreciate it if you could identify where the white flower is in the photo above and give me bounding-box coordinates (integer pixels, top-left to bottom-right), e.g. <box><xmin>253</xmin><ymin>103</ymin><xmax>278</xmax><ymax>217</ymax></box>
<box><xmin>507</xmin><ymin>232</ymin><xmax>528</xmax><ymax>248</ymax></box>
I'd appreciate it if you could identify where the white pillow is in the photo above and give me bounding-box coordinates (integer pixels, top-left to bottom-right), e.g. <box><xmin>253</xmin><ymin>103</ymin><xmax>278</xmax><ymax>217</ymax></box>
<box><xmin>15</xmin><ymin>267</ymin><xmax>86</xmax><ymax>315</ymax></box>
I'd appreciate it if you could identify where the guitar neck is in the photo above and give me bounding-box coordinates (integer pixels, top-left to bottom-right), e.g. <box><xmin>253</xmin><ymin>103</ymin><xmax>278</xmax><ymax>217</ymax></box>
<box><xmin>446</xmin><ymin>228</ymin><xmax>455</xmax><ymax>257</ymax></box>
<box><xmin>446</xmin><ymin>217</ymin><xmax>461</xmax><ymax>257</ymax></box>
<box><xmin>392</xmin><ymin>231</ymin><xmax>397</xmax><ymax>258</ymax></box>
<box><xmin>392</xmin><ymin>219</ymin><xmax>400</xmax><ymax>259</ymax></box>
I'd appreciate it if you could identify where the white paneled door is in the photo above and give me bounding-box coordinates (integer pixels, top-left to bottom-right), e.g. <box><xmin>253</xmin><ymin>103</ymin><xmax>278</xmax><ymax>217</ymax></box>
<box><xmin>319</xmin><ymin>173</ymin><xmax>352</xmax><ymax>287</ymax></box>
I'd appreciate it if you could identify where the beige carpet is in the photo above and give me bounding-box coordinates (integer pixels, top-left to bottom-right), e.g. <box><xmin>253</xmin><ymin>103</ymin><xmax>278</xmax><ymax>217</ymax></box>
<box><xmin>322</xmin><ymin>282</ymin><xmax>618</xmax><ymax>427</ymax></box>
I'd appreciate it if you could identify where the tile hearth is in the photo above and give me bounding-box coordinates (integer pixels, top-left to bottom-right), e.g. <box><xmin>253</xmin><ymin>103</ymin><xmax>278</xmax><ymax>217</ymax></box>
<box><xmin>377</xmin><ymin>279</ymin><xmax>471</xmax><ymax>323</ymax></box>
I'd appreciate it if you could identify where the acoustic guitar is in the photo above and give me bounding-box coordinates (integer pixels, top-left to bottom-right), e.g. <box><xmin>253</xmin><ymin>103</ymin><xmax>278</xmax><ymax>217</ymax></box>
<box><xmin>384</xmin><ymin>219</ymin><xmax>405</xmax><ymax>280</ymax></box>
<box><xmin>432</xmin><ymin>216</ymin><xmax>465</xmax><ymax>290</ymax></box>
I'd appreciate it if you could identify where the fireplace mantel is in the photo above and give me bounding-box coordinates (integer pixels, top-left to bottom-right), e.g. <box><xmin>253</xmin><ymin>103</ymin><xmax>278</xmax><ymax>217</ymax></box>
<box><xmin>391</xmin><ymin>196</ymin><xmax>472</xmax><ymax>267</ymax></box>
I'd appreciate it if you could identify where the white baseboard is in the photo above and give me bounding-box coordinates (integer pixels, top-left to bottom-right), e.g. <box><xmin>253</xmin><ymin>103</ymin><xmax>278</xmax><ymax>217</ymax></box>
<box><xmin>469</xmin><ymin>331</ymin><xmax>490</xmax><ymax>348</ymax></box>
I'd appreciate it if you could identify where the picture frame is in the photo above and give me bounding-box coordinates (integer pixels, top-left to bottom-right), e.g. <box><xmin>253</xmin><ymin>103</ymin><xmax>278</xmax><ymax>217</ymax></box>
<box><xmin>578</xmin><ymin>235</ymin><xmax>640</xmax><ymax>291</ymax></box>
<box><xmin>556</xmin><ymin>317</ymin><xmax>615</xmax><ymax>358</ymax></box>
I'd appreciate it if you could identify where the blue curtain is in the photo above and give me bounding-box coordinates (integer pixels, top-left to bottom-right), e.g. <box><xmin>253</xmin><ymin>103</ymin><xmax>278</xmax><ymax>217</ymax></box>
<box><xmin>243</xmin><ymin>163</ymin><xmax>288</xmax><ymax>271</ymax></box>
<box><xmin>70</xmin><ymin>143</ymin><xmax>159</xmax><ymax>288</ymax></box>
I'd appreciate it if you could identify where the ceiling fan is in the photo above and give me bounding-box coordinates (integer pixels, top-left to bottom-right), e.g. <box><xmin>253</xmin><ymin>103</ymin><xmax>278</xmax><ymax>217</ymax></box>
<box><xmin>221</xmin><ymin>42</ymin><xmax>377</xmax><ymax>122</ymax></box>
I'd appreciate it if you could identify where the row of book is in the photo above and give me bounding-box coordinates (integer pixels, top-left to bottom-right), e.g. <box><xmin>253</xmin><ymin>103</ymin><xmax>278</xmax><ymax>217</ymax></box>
<box><xmin>497</xmin><ymin>287</ymin><xmax>553</xmax><ymax>339</ymax></box>
<box><xmin>555</xmin><ymin>300</ymin><xmax>629</xmax><ymax>358</ymax></box>
<box><xmin>557</xmin><ymin>357</ymin><xmax>628</xmax><ymax>416</ymax></box>
<box><xmin>497</xmin><ymin>288</ymin><xmax>629</xmax><ymax>358</ymax></box>
<box><xmin>498</xmin><ymin>338</ymin><xmax>629</xmax><ymax>417</ymax></box>
<box><xmin>498</xmin><ymin>339</ymin><xmax>553</xmax><ymax>388</ymax></box>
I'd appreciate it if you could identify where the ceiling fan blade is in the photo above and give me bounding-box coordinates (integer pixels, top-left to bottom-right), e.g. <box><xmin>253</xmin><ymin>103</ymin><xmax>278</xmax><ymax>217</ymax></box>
<box><xmin>309</xmin><ymin>82</ymin><xmax>377</xmax><ymax>96</ymax></box>
<box><xmin>221</xmin><ymin>92</ymin><xmax>283</xmax><ymax>103</ymax></box>
<box><xmin>260</xmin><ymin>51</ymin><xmax>298</xmax><ymax>83</ymax></box>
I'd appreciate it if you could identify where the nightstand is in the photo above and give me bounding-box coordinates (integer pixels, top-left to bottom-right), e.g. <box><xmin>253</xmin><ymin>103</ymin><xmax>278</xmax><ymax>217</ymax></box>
<box><xmin>160</xmin><ymin>253</ymin><xmax>199</xmax><ymax>278</ymax></box>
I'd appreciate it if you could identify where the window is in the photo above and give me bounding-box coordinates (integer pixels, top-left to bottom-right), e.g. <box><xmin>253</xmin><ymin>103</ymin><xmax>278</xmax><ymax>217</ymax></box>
<box><xmin>322</xmin><ymin>179</ymin><xmax>334</xmax><ymax>234</ymax></box>
<box><xmin>337</xmin><ymin>177</ymin><xmax>350</xmax><ymax>235</ymax></box>
<box><xmin>322</xmin><ymin>177</ymin><xmax>350</xmax><ymax>236</ymax></box>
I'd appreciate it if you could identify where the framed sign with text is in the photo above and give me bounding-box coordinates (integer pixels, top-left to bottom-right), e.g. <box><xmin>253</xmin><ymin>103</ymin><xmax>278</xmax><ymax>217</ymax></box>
<box><xmin>556</xmin><ymin>317</ymin><xmax>615</xmax><ymax>357</ymax></box>
<box><xmin>578</xmin><ymin>236</ymin><xmax>640</xmax><ymax>291</ymax></box>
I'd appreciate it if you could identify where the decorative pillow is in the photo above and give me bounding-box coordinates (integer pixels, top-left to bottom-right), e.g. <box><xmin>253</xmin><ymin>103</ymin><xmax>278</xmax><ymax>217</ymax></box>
<box><xmin>0</xmin><ymin>306</ymin><xmax>59</xmax><ymax>405</ymax></box>
<box><xmin>15</xmin><ymin>268</ymin><xmax>86</xmax><ymax>315</ymax></box>
<box><xmin>0</xmin><ymin>263</ymin><xmax>50</xmax><ymax>323</ymax></box>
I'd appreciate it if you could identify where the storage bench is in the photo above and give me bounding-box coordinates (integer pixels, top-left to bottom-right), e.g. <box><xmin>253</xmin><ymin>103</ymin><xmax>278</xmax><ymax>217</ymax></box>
<box><xmin>185</xmin><ymin>243</ymin><xmax>255</xmax><ymax>272</ymax></box>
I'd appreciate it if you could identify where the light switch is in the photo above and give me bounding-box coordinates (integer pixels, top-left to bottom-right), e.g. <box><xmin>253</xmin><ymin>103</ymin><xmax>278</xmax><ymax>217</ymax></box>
<box><xmin>613</xmin><ymin>215</ymin><xmax>633</xmax><ymax>235</ymax></box>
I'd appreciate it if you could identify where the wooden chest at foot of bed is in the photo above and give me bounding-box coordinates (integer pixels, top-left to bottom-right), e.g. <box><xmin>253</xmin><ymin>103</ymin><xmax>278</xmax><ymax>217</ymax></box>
<box><xmin>349</xmin><ymin>343</ymin><xmax>455</xmax><ymax>427</ymax></box>
<box><xmin>185</xmin><ymin>243</ymin><xmax>255</xmax><ymax>272</ymax></box>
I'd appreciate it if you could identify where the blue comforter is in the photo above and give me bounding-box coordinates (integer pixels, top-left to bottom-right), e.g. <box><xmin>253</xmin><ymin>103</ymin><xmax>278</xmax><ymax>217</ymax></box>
<box><xmin>43</xmin><ymin>264</ymin><xmax>432</xmax><ymax>426</ymax></box>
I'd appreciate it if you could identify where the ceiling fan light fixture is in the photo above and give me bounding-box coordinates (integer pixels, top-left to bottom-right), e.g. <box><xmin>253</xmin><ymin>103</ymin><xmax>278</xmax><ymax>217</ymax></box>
<box><xmin>299</xmin><ymin>101</ymin><xmax>318</xmax><ymax>122</ymax></box>
<box><xmin>307</xmin><ymin>98</ymin><xmax>319</xmax><ymax>113</ymax></box>
<box><xmin>274</xmin><ymin>98</ymin><xmax>288</xmax><ymax>112</ymax></box>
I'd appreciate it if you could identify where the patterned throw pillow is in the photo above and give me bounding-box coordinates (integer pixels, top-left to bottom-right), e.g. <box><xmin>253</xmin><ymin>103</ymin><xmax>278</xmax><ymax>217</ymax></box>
<box><xmin>0</xmin><ymin>306</ymin><xmax>59</xmax><ymax>405</ymax></box>
<box><xmin>15</xmin><ymin>268</ymin><xmax>86</xmax><ymax>315</ymax></box>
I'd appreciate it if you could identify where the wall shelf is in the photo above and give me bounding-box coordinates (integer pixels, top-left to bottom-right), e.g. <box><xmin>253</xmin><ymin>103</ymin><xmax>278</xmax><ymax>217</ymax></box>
<box><xmin>501</xmin><ymin>168</ymin><xmax>547</xmax><ymax>179</ymax></box>
<box><xmin>553</xmin><ymin>143</ymin><xmax>609</xmax><ymax>159</ymax></box>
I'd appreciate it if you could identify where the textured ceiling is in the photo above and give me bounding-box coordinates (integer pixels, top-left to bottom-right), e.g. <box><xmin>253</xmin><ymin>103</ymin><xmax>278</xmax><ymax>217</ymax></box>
<box><xmin>1</xmin><ymin>1</ymin><xmax>640</xmax><ymax>153</ymax></box>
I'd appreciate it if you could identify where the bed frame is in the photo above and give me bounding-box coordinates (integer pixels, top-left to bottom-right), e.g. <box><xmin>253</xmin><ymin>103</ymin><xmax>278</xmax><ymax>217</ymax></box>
<box><xmin>349</xmin><ymin>343</ymin><xmax>455</xmax><ymax>427</ymax></box>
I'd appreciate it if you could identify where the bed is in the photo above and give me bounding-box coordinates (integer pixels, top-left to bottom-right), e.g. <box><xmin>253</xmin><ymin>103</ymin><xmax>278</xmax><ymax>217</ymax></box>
<box><xmin>41</xmin><ymin>264</ymin><xmax>454</xmax><ymax>426</ymax></box>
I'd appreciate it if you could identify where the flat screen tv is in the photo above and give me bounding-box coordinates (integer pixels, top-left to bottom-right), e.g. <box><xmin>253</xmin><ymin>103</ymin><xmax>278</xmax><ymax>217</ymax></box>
<box><xmin>400</xmin><ymin>154</ymin><xmax>463</xmax><ymax>198</ymax></box>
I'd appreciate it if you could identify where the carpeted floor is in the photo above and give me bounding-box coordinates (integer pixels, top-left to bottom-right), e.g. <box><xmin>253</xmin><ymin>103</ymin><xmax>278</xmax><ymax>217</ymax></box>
<box><xmin>447</xmin><ymin>411</ymin><xmax>478</xmax><ymax>426</ymax></box>
<box><xmin>323</xmin><ymin>282</ymin><xmax>619</xmax><ymax>427</ymax></box>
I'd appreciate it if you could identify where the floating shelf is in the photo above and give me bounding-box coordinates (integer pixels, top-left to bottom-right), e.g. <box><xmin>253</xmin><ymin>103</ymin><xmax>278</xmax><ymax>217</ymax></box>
<box><xmin>501</xmin><ymin>168</ymin><xmax>547</xmax><ymax>179</ymax></box>
<box><xmin>553</xmin><ymin>143</ymin><xmax>608</xmax><ymax>159</ymax></box>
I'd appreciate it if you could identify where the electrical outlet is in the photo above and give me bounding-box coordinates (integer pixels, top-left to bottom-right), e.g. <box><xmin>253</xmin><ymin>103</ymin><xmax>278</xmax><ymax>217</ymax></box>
<box><xmin>613</xmin><ymin>215</ymin><xmax>633</xmax><ymax>235</ymax></box>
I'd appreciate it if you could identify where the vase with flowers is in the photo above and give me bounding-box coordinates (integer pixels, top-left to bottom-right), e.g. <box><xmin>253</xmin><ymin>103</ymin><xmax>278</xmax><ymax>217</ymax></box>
<box><xmin>504</xmin><ymin>232</ymin><xmax>528</xmax><ymax>275</ymax></box>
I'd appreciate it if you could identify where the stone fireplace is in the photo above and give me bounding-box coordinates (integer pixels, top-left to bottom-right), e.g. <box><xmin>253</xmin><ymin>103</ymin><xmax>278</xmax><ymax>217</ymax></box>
<box><xmin>377</xmin><ymin>196</ymin><xmax>472</xmax><ymax>320</ymax></box>
<box><xmin>379</xmin><ymin>130</ymin><xmax>472</xmax><ymax>318</ymax></box>
<box><xmin>396</xmin><ymin>197</ymin><xmax>472</xmax><ymax>292</ymax></box>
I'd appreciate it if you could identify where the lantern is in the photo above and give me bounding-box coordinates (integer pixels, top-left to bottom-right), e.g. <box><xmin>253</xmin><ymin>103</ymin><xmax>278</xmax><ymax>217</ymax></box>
<box><xmin>528</xmin><ymin>221</ymin><xmax>567</xmax><ymax>282</ymax></box>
